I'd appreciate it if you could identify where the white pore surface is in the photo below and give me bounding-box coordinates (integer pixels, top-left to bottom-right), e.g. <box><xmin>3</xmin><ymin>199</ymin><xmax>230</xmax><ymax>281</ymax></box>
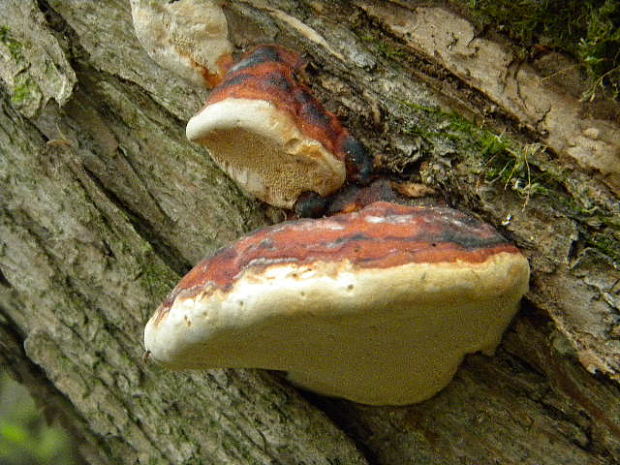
<box><xmin>130</xmin><ymin>0</ymin><xmax>232</xmax><ymax>86</ymax></box>
<box><xmin>186</xmin><ymin>98</ymin><xmax>346</xmax><ymax>208</ymax></box>
<box><xmin>145</xmin><ymin>251</ymin><xmax>530</xmax><ymax>405</ymax></box>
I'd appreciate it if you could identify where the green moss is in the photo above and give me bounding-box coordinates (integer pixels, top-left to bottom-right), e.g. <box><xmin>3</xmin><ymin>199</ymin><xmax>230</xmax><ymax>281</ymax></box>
<box><xmin>399</xmin><ymin>100</ymin><xmax>554</xmax><ymax>201</ymax></box>
<box><xmin>585</xmin><ymin>232</ymin><xmax>620</xmax><ymax>266</ymax></box>
<box><xmin>578</xmin><ymin>1</ymin><xmax>620</xmax><ymax>100</ymax></box>
<box><xmin>450</xmin><ymin>0</ymin><xmax>620</xmax><ymax>100</ymax></box>
<box><xmin>0</xmin><ymin>26</ymin><xmax>23</xmax><ymax>61</ymax></box>
<box><xmin>10</xmin><ymin>75</ymin><xmax>38</xmax><ymax>106</ymax></box>
<box><xmin>0</xmin><ymin>26</ymin><xmax>41</xmax><ymax>109</ymax></box>
<box><xmin>140</xmin><ymin>256</ymin><xmax>178</xmax><ymax>305</ymax></box>
<box><xmin>360</xmin><ymin>31</ymin><xmax>407</xmax><ymax>60</ymax></box>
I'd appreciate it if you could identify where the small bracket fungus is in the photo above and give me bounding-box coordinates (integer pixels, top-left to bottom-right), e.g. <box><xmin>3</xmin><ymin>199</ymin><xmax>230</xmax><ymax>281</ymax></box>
<box><xmin>130</xmin><ymin>0</ymin><xmax>233</xmax><ymax>88</ymax></box>
<box><xmin>145</xmin><ymin>202</ymin><xmax>529</xmax><ymax>405</ymax></box>
<box><xmin>186</xmin><ymin>45</ymin><xmax>373</xmax><ymax>209</ymax></box>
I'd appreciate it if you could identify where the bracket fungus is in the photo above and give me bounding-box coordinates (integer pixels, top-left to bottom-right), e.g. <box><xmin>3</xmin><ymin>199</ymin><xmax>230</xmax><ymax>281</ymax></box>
<box><xmin>130</xmin><ymin>0</ymin><xmax>233</xmax><ymax>88</ymax></box>
<box><xmin>186</xmin><ymin>45</ymin><xmax>373</xmax><ymax>209</ymax></box>
<box><xmin>145</xmin><ymin>202</ymin><xmax>529</xmax><ymax>405</ymax></box>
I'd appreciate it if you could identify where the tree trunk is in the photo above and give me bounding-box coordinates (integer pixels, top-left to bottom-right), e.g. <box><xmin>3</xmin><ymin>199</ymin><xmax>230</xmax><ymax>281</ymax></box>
<box><xmin>1</xmin><ymin>1</ymin><xmax>618</xmax><ymax>464</ymax></box>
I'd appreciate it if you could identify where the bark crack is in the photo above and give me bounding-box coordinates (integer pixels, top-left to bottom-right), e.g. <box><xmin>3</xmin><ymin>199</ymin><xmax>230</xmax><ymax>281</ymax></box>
<box><xmin>79</xmin><ymin>163</ymin><xmax>190</xmax><ymax>277</ymax></box>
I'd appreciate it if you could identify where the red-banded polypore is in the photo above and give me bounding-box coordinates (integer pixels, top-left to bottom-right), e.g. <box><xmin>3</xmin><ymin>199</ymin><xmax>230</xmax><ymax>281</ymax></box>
<box><xmin>144</xmin><ymin>202</ymin><xmax>529</xmax><ymax>405</ymax></box>
<box><xmin>130</xmin><ymin>0</ymin><xmax>233</xmax><ymax>88</ymax></box>
<box><xmin>186</xmin><ymin>44</ymin><xmax>373</xmax><ymax>209</ymax></box>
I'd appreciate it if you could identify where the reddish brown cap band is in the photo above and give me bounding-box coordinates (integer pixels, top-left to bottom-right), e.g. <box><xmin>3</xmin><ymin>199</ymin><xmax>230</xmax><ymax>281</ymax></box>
<box><xmin>206</xmin><ymin>45</ymin><xmax>373</xmax><ymax>184</ymax></box>
<box><xmin>155</xmin><ymin>202</ymin><xmax>521</xmax><ymax>323</ymax></box>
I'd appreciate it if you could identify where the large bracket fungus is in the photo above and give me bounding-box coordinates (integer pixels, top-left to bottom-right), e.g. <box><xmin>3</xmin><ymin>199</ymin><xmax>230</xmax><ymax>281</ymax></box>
<box><xmin>145</xmin><ymin>202</ymin><xmax>529</xmax><ymax>405</ymax></box>
<box><xmin>186</xmin><ymin>45</ymin><xmax>373</xmax><ymax>209</ymax></box>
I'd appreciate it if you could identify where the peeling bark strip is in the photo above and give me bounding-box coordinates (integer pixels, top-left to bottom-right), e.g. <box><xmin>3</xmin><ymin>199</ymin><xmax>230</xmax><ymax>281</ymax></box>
<box><xmin>0</xmin><ymin>0</ymin><xmax>619</xmax><ymax>464</ymax></box>
<box><xmin>357</xmin><ymin>2</ymin><xmax>620</xmax><ymax>195</ymax></box>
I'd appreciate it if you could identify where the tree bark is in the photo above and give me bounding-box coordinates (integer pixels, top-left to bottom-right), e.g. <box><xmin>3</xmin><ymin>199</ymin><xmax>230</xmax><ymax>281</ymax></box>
<box><xmin>1</xmin><ymin>1</ymin><xmax>618</xmax><ymax>464</ymax></box>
